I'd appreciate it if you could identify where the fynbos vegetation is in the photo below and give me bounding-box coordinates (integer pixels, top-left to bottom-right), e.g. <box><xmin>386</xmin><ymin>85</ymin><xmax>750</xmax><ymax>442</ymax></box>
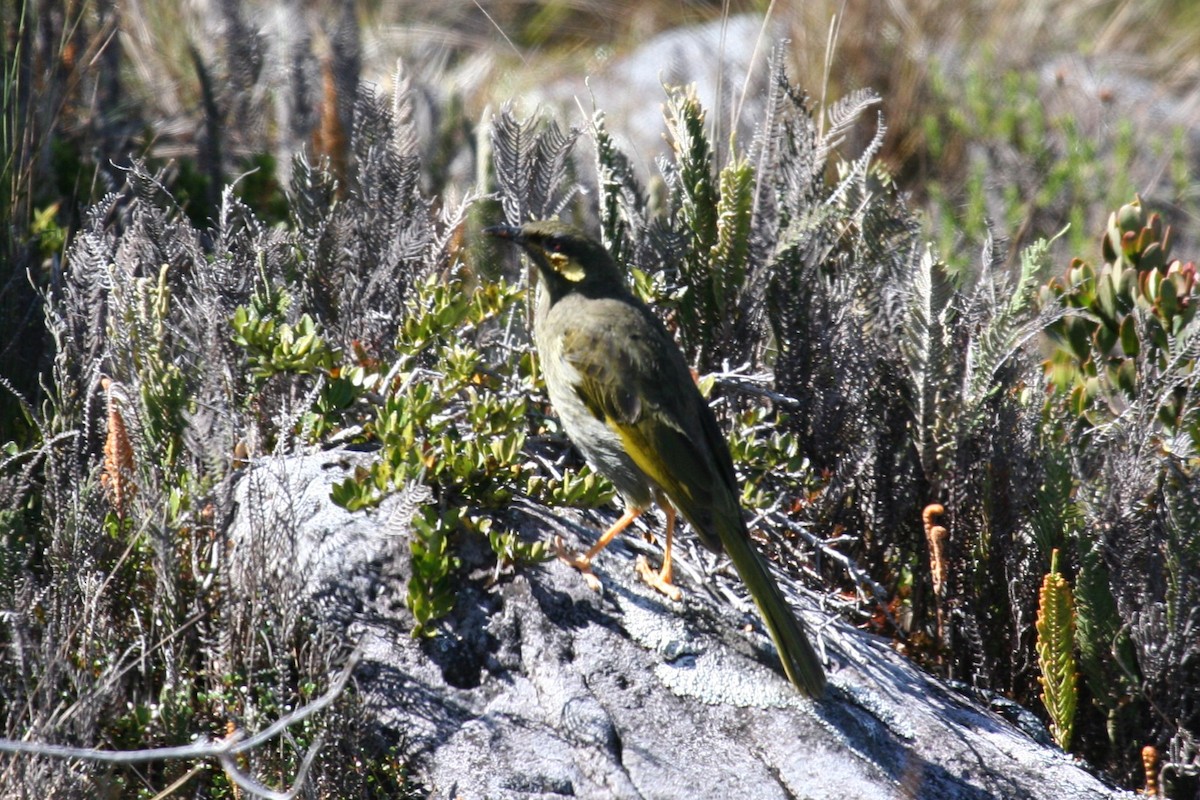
<box><xmin>2</xmin><ymin>1</ymin><xmax>1198</xmax><ymax>796</ymax></box>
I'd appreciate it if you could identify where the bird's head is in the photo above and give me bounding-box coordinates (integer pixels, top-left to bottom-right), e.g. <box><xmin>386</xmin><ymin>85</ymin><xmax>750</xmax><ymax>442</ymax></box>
<box><xmin>485</xmin><ymin>220</ymin><xmax>624</xmax><ymax>300</ymax></box>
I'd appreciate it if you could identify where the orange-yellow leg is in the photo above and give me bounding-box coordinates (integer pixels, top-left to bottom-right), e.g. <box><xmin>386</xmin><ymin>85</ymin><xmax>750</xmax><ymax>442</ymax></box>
<box><xmin>635</xmin><ymin>504</ymin><xmax>683</xmax><ymax>602</ymax></box>
<box><xmin>555</xmin><ymin>507</ymin><xmax>641</xmax><ymax>592</ymax></box>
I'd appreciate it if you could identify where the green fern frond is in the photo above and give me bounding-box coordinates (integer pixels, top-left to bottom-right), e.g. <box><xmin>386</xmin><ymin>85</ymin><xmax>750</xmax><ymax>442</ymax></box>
<box><xmin>961</xmin><ymin>239</ymin><xmax>1050</xmax><ymax>410</ymax></box>
<box><xmin>821</xmin><ymin>89</ymin><xmax>885</xmax><ymax>210</ymax></box>
<box><xmin>1012</xmin><ymin>230</ymin><xmax>1057</xmax><ymax>315</ymax></box>
<box><xmin>1029</xmin><ymin>445</ymin><xmax>1080</xmax><ymax>561</ymax></box>
<box><xmin>899</xmin><ymin>245</ymin><xmax>955</xmax><ymax>477</ymax></box>
<box><xmin>1074</xmin><ymin>539</ymin><xmax>1129</xmax><ymax>720</ymax></box>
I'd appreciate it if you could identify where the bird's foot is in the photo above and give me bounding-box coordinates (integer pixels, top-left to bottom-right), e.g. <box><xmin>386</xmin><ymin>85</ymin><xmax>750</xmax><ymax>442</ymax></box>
<box><xmin>635</xmin><ymin>556</ymin><xmax>683</xmax><ymax>602</ymax></box>
<box><xmin>554</xmin><ymin>535</ymin><xmax>603</xmax><ymax>592</ymax></box>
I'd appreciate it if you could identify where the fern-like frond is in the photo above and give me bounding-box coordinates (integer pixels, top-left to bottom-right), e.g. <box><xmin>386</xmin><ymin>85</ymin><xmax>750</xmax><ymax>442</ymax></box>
<box><xmin>591</xmin><ymin>109</ymin><xmax>646</xmax><ymax>269</ymax></box>
<box><xmin>490</xmin><ymin>106</ymin><xmax>580</xmax><ymax>225</ymax></box>
<box><xmin>898</xmin><ymin>245</ymin><xmax>955</xmax><ymax>479</ymax></box>
<box><xmin>824</xmin><ymin>112</ymin><xmax>886</xmax><ymax>211</ymax></box>
<box><xmin>1161</xmin><ymin>465</ymin><xmax>1200</xmax><ymax>673</ymax></box>
<box><xmin>391</xmin><ymin>60</ymin><xmax>420</xmax><ymax>162</ymax></box>
<box><xmin>288</xmin><ymin>151</ymin><xmax>338</xmax><ymax>237</ymax></box>
<box><xmin>532</xmin><ymin>118</ymin><xmax>581</xmax><ymax>220</ymax></box>
<box><xmin>961</xmin><ymin>235</ymin><xmax>1054</xmax><ymax>411</ymax></box>
<box><xmin>1073</xmin><ymin>538</ymin><xmax>1132</xmax><ymax>717</ymax></box>
<box><xmin>746</xmin><ymin>45</ymin><xmax>789</xmax><ymax>227</ymax></box>
<box><xmin>817</xmin><ymin>87</ymin><xmax>882</xmax><ymax>164</ymax></box>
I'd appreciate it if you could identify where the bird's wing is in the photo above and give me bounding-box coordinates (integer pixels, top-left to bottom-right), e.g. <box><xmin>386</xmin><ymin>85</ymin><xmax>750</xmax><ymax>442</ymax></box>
<box><xmin>557</xmin><ymin>302</ymin><xmax>735</xmax><ymax>546</ymax></box>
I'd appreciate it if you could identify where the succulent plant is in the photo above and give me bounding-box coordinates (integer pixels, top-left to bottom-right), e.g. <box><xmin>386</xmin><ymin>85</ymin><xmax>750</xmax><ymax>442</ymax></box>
<box><xmin>1042</xmin><ymin>196</ymin><xmax>1198</xmax><ymax>434</ymax></box>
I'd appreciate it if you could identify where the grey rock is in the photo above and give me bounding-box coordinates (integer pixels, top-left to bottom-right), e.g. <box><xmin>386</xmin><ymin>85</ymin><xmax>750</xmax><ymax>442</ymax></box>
<box><xmin>231</xmin><ymin>451</ymin><xmax>1132</xmax><ymax>800</ymax></box>
<box><xmin>536</xmin><ymin>14</ymin><xmax>781</xmax><ymax>176</ymax></box>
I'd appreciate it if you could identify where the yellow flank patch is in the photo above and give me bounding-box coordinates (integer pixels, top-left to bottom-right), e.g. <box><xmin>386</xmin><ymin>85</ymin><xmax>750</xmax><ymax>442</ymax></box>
<box><xmin>611</xmin><ymin>418</ymin><xmax>691</xmax><ymax>506</ymax></box>
<box><xmin>549</xmin><ymin>252</ymin><xmax>586</xmax><ymax>282</ymax></box>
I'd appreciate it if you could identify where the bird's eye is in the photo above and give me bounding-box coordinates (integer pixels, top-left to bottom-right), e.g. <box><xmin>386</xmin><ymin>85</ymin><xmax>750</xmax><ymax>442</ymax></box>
<box><xmin>546</xmin><ymin>236</ymin><xmax>565</xmax><ymax>253</ymax></box>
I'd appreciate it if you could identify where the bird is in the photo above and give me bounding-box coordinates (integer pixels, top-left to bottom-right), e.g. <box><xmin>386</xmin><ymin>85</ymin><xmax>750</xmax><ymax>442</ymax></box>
<box><xmin>485</xmin><ymin>219</ymin><xmax>826</xmax><ymax>697</ymax></box>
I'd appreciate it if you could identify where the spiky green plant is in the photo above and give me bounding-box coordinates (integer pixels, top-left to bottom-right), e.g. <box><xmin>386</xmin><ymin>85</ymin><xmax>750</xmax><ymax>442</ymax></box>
<box><xmin>1036</xmin><ymin>549</ymin><xmax>1079</xmax><ymax>751</ymax></box>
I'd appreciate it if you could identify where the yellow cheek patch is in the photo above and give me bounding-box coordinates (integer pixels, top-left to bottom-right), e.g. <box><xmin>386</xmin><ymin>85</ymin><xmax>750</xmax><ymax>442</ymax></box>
<box><xmin>549</xmin><ymin>252</ymin><xmax>586</xmax><ymax>282</ymax></box>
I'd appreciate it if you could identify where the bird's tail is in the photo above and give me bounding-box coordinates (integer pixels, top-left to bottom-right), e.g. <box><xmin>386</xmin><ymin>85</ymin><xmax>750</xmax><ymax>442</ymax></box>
<box><xmin>722</xmin><ymin>525</ymin><xmax>827</xmax><ymax>697</ymax></box>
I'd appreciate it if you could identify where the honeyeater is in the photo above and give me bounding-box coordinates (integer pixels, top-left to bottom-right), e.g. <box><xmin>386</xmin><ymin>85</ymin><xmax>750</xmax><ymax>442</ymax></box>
<box><xmin>486</xmin><ymin>219</ymin><xmax>826</xmax><ymax>697</ymax></box>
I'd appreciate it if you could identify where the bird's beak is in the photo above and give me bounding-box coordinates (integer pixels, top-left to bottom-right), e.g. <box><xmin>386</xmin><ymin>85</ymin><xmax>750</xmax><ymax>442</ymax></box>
<box><xmin>484</xmin><ymin>224</ymin><xmax>523</xmax><ymax>243</ymax></box>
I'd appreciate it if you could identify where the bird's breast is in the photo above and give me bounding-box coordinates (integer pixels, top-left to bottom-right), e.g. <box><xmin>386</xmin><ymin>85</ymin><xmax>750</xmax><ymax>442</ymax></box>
<box><xmin>536</xmin><ymin>311</ymin><xmax>654</xmax><ymax>510</ymax></box>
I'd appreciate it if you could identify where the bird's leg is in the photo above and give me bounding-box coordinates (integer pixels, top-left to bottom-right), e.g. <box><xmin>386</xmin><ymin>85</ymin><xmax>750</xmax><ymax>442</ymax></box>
<box><xmin>555</xmin><ymin>507</ymin><xmax>641</xmax><ymax>592</ymax></box>
<box><xmin>636</xmin><ymin>503</ymin><xmax>683</xmax><ymax>602</ymax></box>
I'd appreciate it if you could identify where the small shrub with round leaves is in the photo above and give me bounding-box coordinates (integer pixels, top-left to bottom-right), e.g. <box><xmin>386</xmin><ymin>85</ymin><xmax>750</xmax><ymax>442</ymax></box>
<box><xmin>330</xmin><ymin>271</ymin><xmax>613</xmax><ymax>635</ymax></box>
<box><xmin>1042</xmin><ymin>196</ymin><xmax>1198</xmax><ymax>437</ymax></box>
